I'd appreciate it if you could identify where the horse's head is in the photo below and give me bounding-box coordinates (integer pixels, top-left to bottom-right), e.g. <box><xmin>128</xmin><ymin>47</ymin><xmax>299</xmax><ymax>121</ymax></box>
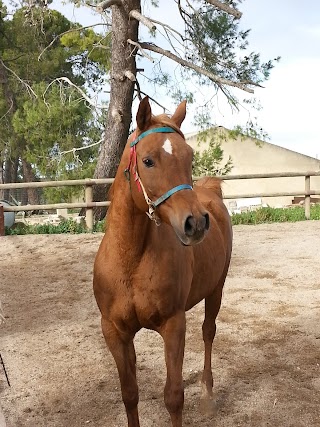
<box><xmin>125</xmin><ymin>97</ymin><xmax>209</xmax><ymax>245</ymax></box>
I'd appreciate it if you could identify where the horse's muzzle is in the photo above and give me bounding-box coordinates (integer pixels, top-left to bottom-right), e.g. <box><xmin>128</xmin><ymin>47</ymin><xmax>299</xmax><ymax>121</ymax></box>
<box><xmin>173</xmin><ymin>212</ymin><xmax>209</xmax><ymax>246</ymax></box>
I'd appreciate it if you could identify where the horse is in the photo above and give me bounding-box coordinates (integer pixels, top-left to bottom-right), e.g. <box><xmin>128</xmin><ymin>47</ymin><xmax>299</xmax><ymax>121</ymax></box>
<box><xmin>93</xmin><ymin>97</ymin><xmax>233</xmax><ymax>427</ymax></box>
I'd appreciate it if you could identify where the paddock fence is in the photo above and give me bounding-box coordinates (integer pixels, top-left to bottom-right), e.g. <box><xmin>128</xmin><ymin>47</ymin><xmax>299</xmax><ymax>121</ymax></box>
<box><xmin>0</xmin><ymin>171</ymin><xmax>320</xmax><ymax>236</ymax></box>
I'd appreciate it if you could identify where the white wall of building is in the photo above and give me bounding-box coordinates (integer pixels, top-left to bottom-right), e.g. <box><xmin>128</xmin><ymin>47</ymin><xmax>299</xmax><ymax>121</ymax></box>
<box><xmin>187</xmin><ymin>129</ymin><xmax>320</xmax><ymax>208</ymax></box>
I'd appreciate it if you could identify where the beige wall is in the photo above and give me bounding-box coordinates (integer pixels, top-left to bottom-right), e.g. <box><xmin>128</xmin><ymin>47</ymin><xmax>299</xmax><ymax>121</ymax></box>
<box><xmin>187</xmin><ymin>129</ymin><xmax>320</xmax><ymax>208</ymax></box>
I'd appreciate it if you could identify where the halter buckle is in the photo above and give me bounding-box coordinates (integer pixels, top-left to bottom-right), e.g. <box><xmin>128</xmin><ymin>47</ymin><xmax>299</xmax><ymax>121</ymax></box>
<box><xmin>146</xmin><ymin>205</ymin><xmax>161</xmax><ymax>226</ymax></box>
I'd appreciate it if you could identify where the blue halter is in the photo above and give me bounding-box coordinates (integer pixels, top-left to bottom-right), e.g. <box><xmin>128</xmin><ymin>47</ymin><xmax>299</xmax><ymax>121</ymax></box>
<box><xmin>130</xmin><ymin>127</ymin><xmax>177</xmax><ymax>147</ymax></box>
<box><xmin>126</xmin><ymin>126</ymin><xmax>193</xmax><ymax>223</ymax></box>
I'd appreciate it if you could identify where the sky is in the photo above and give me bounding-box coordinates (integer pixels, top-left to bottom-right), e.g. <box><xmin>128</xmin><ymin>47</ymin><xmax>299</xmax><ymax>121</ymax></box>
<box><xmin>238</xmin><ymin>0</ymin><xmax>320</xmax><ymax>159</ymax></box>
<box><xmin>6</xmin><ymin>0</ymin><xmax>320</xmax><ymax>159</ymax></box>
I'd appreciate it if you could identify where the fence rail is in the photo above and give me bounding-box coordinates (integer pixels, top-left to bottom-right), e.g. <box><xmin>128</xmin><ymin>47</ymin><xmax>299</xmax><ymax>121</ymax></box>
<box><xmin>1</xmin><ymin>171</ymin><xmax>320</xmax><ymax>235</ymax></box>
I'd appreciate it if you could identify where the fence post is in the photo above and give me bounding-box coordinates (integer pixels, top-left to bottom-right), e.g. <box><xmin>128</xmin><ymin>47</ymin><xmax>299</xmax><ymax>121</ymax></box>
<box><xmin>85</xmin><ymin>182</ymin><xmax>93</xmax><ymax>231</ymax></box>
<box><xmin>305</xmin><ymin>175</ymin><xmax>311</xmax><ymax>220</ymax></box>
<box><xmin>0</xmin><ymin>205</ymin><xmax>4</xmax><ymax>236</ymax></box>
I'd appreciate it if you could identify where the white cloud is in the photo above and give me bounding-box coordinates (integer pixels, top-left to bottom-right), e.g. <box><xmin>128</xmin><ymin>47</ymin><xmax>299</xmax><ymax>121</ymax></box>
<box><xmin>253</xmin><ymin>58</ymin><xmax>320</xmax><ymax>157</ymax></box>
<box><xmin>299</xmin><ymin>25</ymin><xmax>320</xmax><ymax>38</ymax></box>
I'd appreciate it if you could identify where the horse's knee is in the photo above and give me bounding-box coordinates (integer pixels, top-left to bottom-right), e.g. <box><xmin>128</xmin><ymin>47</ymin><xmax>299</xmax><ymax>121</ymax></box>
<box><xmin>164</xmin><ymin>384</ymin><xmax>184</xmax><ymax>414</ymax></box>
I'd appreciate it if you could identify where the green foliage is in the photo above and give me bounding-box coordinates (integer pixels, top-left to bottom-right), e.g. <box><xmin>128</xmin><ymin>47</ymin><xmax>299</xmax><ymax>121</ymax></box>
<box><xmin>0</xmin><ymin>3</ymin><xmax>109</xmax><ymax>202</ymax></box>
<box><xmin>3</xmin><ymin>8</ymin><xmax>75</xmax><ymax>84</ymax></box>
<box><xmin>10</xmin><ymin>80</ymin><xmax>102</xmax><ymax>201</ymax></box>
<box><xmin>231</xmin><ymin>205</ymin><xmax>320</xmax><ymax>225</ymax></box>
<box><xmin>5</xmin><ymin>206</ymin><xmax>320</xmax><ymax>235</ymax></box>
<box><xmin>192</xmin><ymin>128</ymin><xmax>233</xmax><ymax>176</ymax></box>
<box><xmin>60</xmin><ymin>25</ymin><xmax>111</xmax><ymax>89</ymax></box>
<box><xmin>13</xmin><ymin>83</ymin><xmax>89</xmax><ymax>156</ymax></box>
<box><xmin>60</xmin><ymin>26</ymin><xmax>110</xmax><ymax>66</ymax></box>
<box><xmin>6</xmin><ymin>217</ymin><xmax>106</xmax><ymax>235</ymax></box>
<box><xmin>186</xmin><ymin>2</ymin><xmax>280</xmax><ymax>87</ymax></box>
<box><xmin>144</xmin><ymin>0</ymin><xmax>279</xmax><ymax>140</ymax></box>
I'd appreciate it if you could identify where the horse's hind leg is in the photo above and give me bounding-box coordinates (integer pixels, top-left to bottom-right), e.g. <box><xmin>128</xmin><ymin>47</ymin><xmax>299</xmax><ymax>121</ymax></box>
<box><xmin>101</xmin><ymin>318</ymin><xmax>140</xmax><ymax>427</ymax></box>
<box><xmin>200</xmin><ymin>284</ymin><xmax>223</xmax><ymax>414</ymax></box>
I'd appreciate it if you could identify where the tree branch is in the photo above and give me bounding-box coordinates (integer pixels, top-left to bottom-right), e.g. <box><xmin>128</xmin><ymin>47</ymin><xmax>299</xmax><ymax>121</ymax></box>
<box><xmin>127</xmin><ymin>39</ymin><xmax>154</xmax><ymax>62</ymax></box>
<box><xmin>0</xmin><ymin>59</ymin><xmax>37</xmax><ymax>98</ymax></box>
<box><xmin>96</xmin><ymin>0</ymin><xmax>122</xmax><ymax>13</ymax></box>
<box><xmin>134</xmin><ymin>80</ymin><xmax>166</xmax><ymax>112</ymax></box>
<box><xmin>149</xmin><ymin>18</ymin><xmax>185</xmax><ymax>41</ymax></box>
<box><xmin>43</xmin><ymin>77</ymin><xmax>108</xmax><ymax>110</ymax></box>
<box><xmin>139</xmin><ymin>42</ymin><xmax>254</xmax><ymax>93</ymax></box>
<box><xmin>148</xmin><ymin>17</ymin><xmax>192</xmax><ymax>56</ymax></box>
<box><xmin>129</xmin><ymin>10</ymin><xmax>156</xmax><ymax>32</ymax></box>
<box><xmin>204</xmin><ymin>0</ymin><xmax>242</xmax><ymax>19</ymax></box>
<box><xmin>59</xmin><ymin>139</ymin><xmax>103</xmax><ymax>156</ymax></box>
<box><xmin>0</xmin><ymin>98</ymin><xmax>14</xmax><ymax>122</ymax></box>
<box><xmin>38</xmin><ymin>23</ymin><xmax>111</xmax><ymax>61</ymax></box>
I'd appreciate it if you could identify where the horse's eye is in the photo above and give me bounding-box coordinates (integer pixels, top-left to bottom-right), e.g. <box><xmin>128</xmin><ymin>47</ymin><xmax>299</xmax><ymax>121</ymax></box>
<box><xmin>143</xmin><ymin>158</ymin><xmax>154</xmax><ymax>168</ymax></box>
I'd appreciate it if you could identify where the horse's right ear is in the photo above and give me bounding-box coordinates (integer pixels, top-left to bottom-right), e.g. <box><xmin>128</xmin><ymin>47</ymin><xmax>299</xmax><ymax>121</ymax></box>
<box><xmin>136</xmin><ymin>97</ymin><xmax>152</xmax><ymax>131</ymax></box>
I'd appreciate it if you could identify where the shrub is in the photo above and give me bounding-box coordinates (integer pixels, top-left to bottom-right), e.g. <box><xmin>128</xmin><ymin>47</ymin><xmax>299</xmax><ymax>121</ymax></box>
<box><xmin>5</xmin><ymin>218</ymin><xmax>106</xmax><ymax>235</ymax></box>
<box><xmin>231</xmin><ymin>205</ymin><xmax>320</xmax><ymax>225</ymax></box>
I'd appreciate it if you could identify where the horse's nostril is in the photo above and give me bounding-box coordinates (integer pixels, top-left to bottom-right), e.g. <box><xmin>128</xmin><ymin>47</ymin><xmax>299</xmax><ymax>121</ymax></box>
<box><xmin>184</xmin><ymin>216</ymin><xmax>196</xmax><ymax>236</ymax></box>
<box><xmin>184</xmin><ymin>214</ymin><xmax>209</xmax><ymax>237</ymax></box>
<box><xmin>204</xmin><ymin>213</ymin><xmax>210</xmax><ymax>230</ymax></box>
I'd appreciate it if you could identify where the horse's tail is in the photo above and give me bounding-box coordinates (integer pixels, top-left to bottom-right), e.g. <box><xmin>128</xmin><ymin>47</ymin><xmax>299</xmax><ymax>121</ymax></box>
<box><xmin>194</xmin><ymin>177</ymin><xmax>223</xmax><ymax>199</ymax></box>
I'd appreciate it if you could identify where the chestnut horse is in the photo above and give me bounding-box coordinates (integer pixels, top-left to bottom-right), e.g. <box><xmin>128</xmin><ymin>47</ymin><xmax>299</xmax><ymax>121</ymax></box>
<box><xmin>93</xmin><ymin>97</ymin><xmax>232</xmax><ymax>427</ymax></box>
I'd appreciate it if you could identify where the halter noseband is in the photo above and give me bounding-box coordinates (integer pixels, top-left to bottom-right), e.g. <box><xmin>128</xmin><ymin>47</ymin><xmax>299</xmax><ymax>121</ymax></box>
<box><xmin>124</xmin><ymin>127</ymin><xmax>193</xmax><ymax>225</ymax></box>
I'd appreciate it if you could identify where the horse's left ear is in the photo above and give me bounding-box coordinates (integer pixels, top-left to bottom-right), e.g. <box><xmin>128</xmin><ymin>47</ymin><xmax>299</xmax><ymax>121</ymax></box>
<box><xmin>171</xmin><ymin>100</ymin><xmax>187</xmax><ymax>128</ymax></box>
<box><xmin>136</xmin><ymin>96</ymin><xmax>152</xmax><ymax>131</ymax></box>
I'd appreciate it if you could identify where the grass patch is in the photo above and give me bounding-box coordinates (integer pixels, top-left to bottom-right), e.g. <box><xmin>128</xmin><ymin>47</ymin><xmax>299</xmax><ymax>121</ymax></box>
<box><xmin>3</xmin><ymin>205</ymin><xmax>320</xmax><ymax>235</ymax></box>
<box><xmin>5</xmin><ymin>218</ymin><xmax>105</xmax><ymax>235</ymax></box>
<box><xmin>231</xmin><ymin>205</ymin><xmax>320</xmax><ymax>225</ymax></box>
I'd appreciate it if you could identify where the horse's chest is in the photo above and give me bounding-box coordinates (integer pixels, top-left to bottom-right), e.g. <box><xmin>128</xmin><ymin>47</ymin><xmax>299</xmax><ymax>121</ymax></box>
<box><xmin>130</xmin><ymin>261</ymin><xmax>191</xmax><ymax>329</ymax></box>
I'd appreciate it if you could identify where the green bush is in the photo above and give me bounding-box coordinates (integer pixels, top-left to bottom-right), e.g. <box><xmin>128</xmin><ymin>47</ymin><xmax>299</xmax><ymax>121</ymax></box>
<box><xmin>4</xmin><ymin>205</ymin><xmax>320</xmax><ymax>235</ymax></box>
<box><xmin>231</xmin><ymin>205</ymin><xmax>320</xmax><ymax>225</ymax></box>
<box><xmin>5</xmin><ymin>218</ymin><xmax>106</xmax><ymax>235</ymax></box>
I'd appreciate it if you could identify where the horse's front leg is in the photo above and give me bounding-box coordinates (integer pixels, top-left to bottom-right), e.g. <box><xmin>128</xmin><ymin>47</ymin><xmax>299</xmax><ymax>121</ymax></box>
<box><xmin>101</xmin><ymin>317</ymin><xmax>140</xmax><ymax>427</ymax></box>
<box><xmin>160</xmin><ymin>311</ymin><xmax>186</xmax><ymax>427</ymax></box>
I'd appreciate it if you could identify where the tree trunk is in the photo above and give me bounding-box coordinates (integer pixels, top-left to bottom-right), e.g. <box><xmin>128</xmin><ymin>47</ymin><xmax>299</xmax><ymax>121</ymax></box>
<box><xmin>3</xmin><ymin>157</ymin><xmax>18</xmax><ymax>202</ymax></box>
<box><xmin>0</xmin><ymin>57</ymin><xmax>19</xmax><ymax>203</ymax></box>
<box><xmin>21</xmin><ymin>158</ymin><xmax>40</xmax><ymax>205</ymax></box>
<box><xmin>0</xmin><ymin>161</ymin><xmax>3</xmax><ymax>199</ymax></box>
<box><xmin>92</xmin><ymin>0</ymin><xmax>140</xmax><ymax>220</ymax></box>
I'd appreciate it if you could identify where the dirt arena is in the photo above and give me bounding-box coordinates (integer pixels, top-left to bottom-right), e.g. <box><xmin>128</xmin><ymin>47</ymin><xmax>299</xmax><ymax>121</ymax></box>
<box><xmin>0</xmin><ymin>221</ymin><xmax>319</xmax><ymax>427</ymax></box>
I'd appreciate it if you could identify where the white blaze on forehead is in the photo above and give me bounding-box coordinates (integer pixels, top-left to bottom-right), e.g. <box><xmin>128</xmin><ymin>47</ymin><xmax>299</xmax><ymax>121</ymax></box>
<box><xmin>162</xmin><ymin>138</ymin><xmax>173</xmax><ymax>155</ymax></box>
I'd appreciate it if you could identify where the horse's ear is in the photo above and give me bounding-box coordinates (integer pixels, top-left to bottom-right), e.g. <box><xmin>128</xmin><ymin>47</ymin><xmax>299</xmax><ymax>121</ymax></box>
<box><xmin>136</xmin><ymin>96</ymin><xmax>152</xmax><ymax>131</ymax></box>
<box><xmin>171</xmin><ymin>100</ymin><xmax>186</xmax><ymax>128</ymax></box>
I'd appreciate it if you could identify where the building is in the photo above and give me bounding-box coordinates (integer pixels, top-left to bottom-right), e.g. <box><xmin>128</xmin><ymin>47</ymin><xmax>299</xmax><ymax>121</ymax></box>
<box><xmin>186</xmin><ymin>128</ymin><xmax>320</xmax><ymax>210</ymax></box>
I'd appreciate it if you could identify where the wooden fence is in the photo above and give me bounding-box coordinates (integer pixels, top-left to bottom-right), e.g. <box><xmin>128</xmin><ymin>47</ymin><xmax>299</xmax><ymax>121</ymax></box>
<box><xmin>0</xmin><ymin>171</ymin><xmax>320</xmax><ymax>235</ymax></box>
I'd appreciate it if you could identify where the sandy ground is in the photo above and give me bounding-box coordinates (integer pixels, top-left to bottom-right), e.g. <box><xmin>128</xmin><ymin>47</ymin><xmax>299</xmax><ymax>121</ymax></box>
<box><xmin>0</xmin><ymin>221</ymin><xmax>319</xmax><ymax>427</ymax></box>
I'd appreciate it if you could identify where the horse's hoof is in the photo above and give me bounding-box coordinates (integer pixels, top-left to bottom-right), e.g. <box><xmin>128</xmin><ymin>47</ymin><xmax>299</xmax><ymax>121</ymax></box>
<box><xmin>199</xmin><ymin>396</ymin><xmax>217</xmax><ymax>416</ymax></box>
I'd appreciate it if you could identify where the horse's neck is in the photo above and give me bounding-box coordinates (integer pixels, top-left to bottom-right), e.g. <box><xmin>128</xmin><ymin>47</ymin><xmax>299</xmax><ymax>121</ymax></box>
<box><xmin>106</xmin><ymin>161</ymin><xmax>150</xmax><ymax>255</ymax></box>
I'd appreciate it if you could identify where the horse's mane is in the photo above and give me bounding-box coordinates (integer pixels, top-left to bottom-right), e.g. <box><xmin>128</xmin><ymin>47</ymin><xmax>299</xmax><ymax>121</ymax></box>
<box><xmin>195</xmin><ymin>177</ymin><xmax>223</xmax><ymax>199</ymax></box>
<box><xmin>108</xmin><ymin>183</ymin><xmax>115</xmax><ymax>201</ymax></box>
